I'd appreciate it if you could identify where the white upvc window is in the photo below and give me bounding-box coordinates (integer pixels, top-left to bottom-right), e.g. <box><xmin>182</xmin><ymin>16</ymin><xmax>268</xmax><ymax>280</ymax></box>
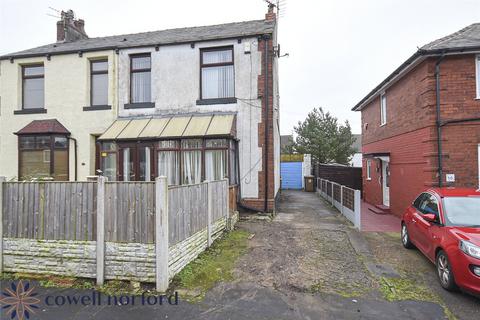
<box><xmin>476</xmin><ymin>55</ymin><xmax>480</xmax><ymax>99</ymax></box>
<box><xmin>366</xmin><ymin>159</ymin><xmax>372</xmax><ymax>180</ymax></box>
<box><xmin>380</xmin><ymin>93</ymin><xmax>387</xmax><ymax>126</ymax></box>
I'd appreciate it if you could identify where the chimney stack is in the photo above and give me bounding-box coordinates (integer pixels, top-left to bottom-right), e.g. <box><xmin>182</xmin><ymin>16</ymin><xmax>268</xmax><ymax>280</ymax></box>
<box><xmin>56</xmin><ymin>10</ymin><xmax>88</xmax><ymax>43</ymax></box>
<box><xmin>265</xmin><ymin>3</ymin><xmax>276</xmax><ymax>22</ymax></box>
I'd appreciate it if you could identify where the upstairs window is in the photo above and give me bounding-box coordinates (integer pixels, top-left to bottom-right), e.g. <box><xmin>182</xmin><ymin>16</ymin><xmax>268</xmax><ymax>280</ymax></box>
<box><xmin>130</xmin><ymin>54</ymin><xmax>151</xmax><ymax>103</ymax></box>
<box><xmin>380</xmin><ymin>93</ymin><xmax>387</xmax><ymax>126</ymax></box>
<box><xmin>22</xmin><ymin>65</ymin><xmax>44</xmax><ymax>109</ymax></box>
<box><xmin>90</xmin><ymin>60</ymin><xmax>108</xmax><ymax>106</ymax></box>
<box><xmin>476</xmin><ymin>55</ymin><xmax>480</xmax><ymax>98</ymax></box>
<box><xmin>201</xmin><ymin>47</ymin><xmax>234</xmax><ymax>99</ymax></box>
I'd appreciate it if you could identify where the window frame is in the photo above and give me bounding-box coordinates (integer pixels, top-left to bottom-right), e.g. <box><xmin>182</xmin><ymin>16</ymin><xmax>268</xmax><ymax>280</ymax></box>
<box><xmin>18</xmin><ymin>134</ymin><xmax>69</xmax><ymax>181</ymax></box>
<box><xmin>90</xmin><ymin>59</ymin><xmax>109</xmax><ymax>107</ymax></box>
<box><xmin>99</xmin><ymin>137</ymin><xmax>239</xmax><ymax>185</ymax></box>
<box><xmin>366</xmin><ymin>159</ymin><xmax>372</xmax><ymax>180</ymax></box>
<box><xmin>155</xmin><ymin>140</ymin><xmax>181</xmax><ymax>185</ymax></box>
<box><xmin>380</xmin><ymin>92</ymin><xmax>387</xmax><ymax>126</ymax></box>
<box><xmin>476</xmin><ymin>55</ymin><xmax>480</xmax><ymax>99</ymax></box>
<box><xmin>199</xmin><ymin>46</ymin><xmax>235</xmax><ymax>102</ymax></box>
<box><xmin>22</xmin><ymin>64</ymin><xmax>45</xmax><ymax>110</ymax></box>
<box><xmin>129</xmin><ymin>53</ymin><xmax>152</xmax><ymax>105</ymax></box>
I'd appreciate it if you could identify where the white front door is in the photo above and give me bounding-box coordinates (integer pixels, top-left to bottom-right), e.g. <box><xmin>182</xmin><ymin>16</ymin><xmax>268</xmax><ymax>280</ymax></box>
<box><xmin>382</xmin><ymin>160</ymin><xmax>390</xmax><ymax>207</ymax></box>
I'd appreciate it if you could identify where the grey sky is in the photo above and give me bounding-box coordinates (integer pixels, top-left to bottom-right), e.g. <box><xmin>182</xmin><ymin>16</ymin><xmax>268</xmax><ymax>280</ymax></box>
<box><xmin>1</xmin><ymin>0</ymin><xmax>479</xmax><ymax>134</ymax></box>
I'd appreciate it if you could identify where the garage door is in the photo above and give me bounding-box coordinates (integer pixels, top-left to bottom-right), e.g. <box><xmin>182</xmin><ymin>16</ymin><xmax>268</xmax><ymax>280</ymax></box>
<box><xmin>281</xmin><ymin>162</ymin><xmax>303</xmax><ymax>189</ymax></box>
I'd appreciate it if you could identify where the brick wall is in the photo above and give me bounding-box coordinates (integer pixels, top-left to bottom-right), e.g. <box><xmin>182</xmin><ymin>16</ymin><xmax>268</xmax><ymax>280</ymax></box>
<box><xmin>242</xmin><ymin>33</ymin><xmax>276</xmax><ymax>212</ymax></box>
<box><xmin>362</xmin><ymin>127</ymin><xmax>435</xmax><ymax>217</ymax></box>
<box><xmin>362</xmin><ymin>59</ymin><xmax>436</xmax><ymax>146</ymax></box>
<box><xmin>360</xmin><ymin>54</ymin><xmax>480</xmax><ymax>217</ymax></box>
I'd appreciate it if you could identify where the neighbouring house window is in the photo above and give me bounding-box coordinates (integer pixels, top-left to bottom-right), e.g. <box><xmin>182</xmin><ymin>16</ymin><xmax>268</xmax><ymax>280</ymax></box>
<box><xmin>476</xmin><ymin>55</ymin><xmax>480</xmax><ymax>98</ymax></box>
<box><xmin>205</xmin><ymin>139</ymin><xmax>228</xmax><ymax>181</ymax></box>
<box><xmin>22</xmin><ymin>65</ymin><xmax>44</xmax><ymax>109</ymax></box>
<box><xmin>201</xmin><ymin>47</ymin><xmax>234</xmax><ymax>99</ymax></box>
<box><xmin>19</xmin><ymin>135</ymin><xmax>68</xmax><ymax>181</ymax></box>
<box><xmin>100</xmin><ymin>142</ymin><xmax>117</xmax><ymax>181</ymax></box>
<box><xmin>380</xmin><ymin>93</ymin><xmax>387</xmax><ymax>125</ymax></box>
<box><xmin>181</xmin><ymin>139</ymin><xmax>202</xmax><ymax>184</ymax></box>
<box><xmin>366</xmin><ymin>159</ymin><xmax>372</xmax><ymax>180</ymax></box>
<box><xmin>91</xmin><ymin>60</ymin><xmax>108</xmax><ymax>106</ymax></box>
<box><xmin>130</xmin><ymin>54</ymin><xmax>151</xmax><ymax>103</ymax></box>
<box><xmin>157</xmin><ymin>140</ymin><xmax>180</xmax><ymax>185</ymax></box>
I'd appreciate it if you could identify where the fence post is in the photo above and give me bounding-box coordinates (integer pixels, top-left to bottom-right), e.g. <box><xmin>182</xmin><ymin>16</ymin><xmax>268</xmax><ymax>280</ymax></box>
<box><xmin>155</xmin><ymin>176</ymin><xmax>169</xmax><ymax>292</ymax></box>
<box><xmin>340</xmin><ymin>185</ymin><xmax>344</xmax><ymax>214</ymax></box>
<box><xmin>330</xmin><ymin>181</ymin><xmax>334</xmax><ymax>205</ymax></box>
<box><xmin>96</xmin><ymin>176</ymin><xmax>106</xmax><ymax>286</ymax></box>
<box><xmin>0</xmin><ymin>177</ymin><xmax>5</xmax><ymax>274</ymax></box>
<box><xmin>206</xmin><ymin>181</ymin><xmax>212</xmax><ymax>247</ymax></box>
<box><xmin>354</xmin><ymin>189</ymin><xmax>361</xmax><ymax>230</ymax></box>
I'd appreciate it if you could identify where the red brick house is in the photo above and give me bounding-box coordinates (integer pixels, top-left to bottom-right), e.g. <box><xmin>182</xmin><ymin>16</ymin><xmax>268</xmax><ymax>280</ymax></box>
<box><xmin>353</xmin><ymin>23</ymin><xmax>480</xmax><ymax>217</ymax></box>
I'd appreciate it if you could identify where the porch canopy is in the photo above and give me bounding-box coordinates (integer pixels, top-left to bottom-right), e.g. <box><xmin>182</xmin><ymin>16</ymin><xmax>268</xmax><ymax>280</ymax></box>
<box><xmin>364</xmin><ymin>152</ymin><xmax>390</xmax><ymax>163</ymax></box>
<box><xmin>98</xmin><ymin>114</ymin><xmax>236</xmax><ymax>141</ymax></box>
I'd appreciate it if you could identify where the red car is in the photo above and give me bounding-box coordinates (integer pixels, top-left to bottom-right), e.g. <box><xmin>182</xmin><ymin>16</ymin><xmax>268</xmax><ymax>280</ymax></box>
<box><xmin>401</xmin><ymin>188</ymin><xmax>480</xmax><ymax>295</ymax></box>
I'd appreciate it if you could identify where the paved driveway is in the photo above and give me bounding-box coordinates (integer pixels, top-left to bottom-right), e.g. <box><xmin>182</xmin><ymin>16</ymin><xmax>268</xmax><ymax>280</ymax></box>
<box><xmin>2</xmin><ymin>190</ymin><xmax>477</xmax><ymax>319</ymax></box>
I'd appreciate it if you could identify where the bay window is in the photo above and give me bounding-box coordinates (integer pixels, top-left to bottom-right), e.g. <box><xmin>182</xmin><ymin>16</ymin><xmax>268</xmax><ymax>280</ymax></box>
<box><xmin>200</xmin><ymin>47</ymin><xmax>235</xmax><ymax>100</ymax></box>
<box><xmin>98</xmin><ymin>137</ymin><xmax>238</xmax><ymax>185</ymax></box>
<box><xmin>19</xmin><ymin>135</ymin><xmax>68</xmax><ymax>181</ymax></box>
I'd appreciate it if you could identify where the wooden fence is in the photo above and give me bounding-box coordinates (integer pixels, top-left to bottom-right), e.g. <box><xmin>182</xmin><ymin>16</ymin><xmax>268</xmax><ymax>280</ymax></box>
<box><xmin>2</xmin><ymin>182</ymin><xmax>97</xmax><ymax>241</ymax></box>
<box><xmin>1</xmin><ymin>179</ymin><xmax>229</xmax><ymax>245</ymax></box>
<box><xmin>0</xmin><ymin>177</ymin><xmax>230</xmax><ymax>291</ymax></box>
<box><xmin>314</xmin><ymin>163</ymin><xmax>362</xmax><ymax>193</ymax></box>
<box><xmin>104</xmin><ymin>182</ymin><xmax>155</xmax><ymax>243</ymax></box>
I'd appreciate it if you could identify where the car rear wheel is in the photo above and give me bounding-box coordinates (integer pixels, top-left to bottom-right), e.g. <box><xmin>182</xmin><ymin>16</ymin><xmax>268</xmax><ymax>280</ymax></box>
<box><xmin>436</xmin><ymin>250</ymin><xmax>458</xmax><ymax>291</ymax></box>
<box><xmin>401</xmin><ymin>223</ymin><xmax>414</xmax><ymax>249</ymax></box>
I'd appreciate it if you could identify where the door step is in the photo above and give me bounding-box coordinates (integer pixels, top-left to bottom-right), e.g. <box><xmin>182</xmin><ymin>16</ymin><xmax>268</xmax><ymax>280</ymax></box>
<box><xmin>368</xmin><ymin>205</ymin><xmax>391</xmax><ymax>215</ymax></box>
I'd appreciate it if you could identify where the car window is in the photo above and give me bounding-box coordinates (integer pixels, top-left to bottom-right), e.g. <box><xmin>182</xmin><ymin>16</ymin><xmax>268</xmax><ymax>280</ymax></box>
<box><xmin>413</xmin><ymin>193</ymin><xmax>426</xmax><ymax>209</ymax></box>
<box><xmin>419</xmin><ymin>194</ymin><xmax>439</xmax><ymax>217</ymax></box>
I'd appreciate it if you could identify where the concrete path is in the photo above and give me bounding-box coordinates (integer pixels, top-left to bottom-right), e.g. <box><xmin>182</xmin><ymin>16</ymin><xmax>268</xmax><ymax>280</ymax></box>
<box><xmin>361</xmin><ymin>201</ymin><xmax>401</xmax><ymax>232</ymax></box>
<box><xmin>2</xmin><ymin>190</ymin><xmax>475</xmax><ymax>319</ymax></box>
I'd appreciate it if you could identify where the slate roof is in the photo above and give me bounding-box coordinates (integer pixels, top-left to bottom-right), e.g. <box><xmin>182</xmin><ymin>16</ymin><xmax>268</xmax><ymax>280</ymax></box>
<box><xmin>1</xmin><ymin>19</ymin><xmax>275</xmax><ymax>59</ymax></box>
<box><xmin>352</xmin><ymin>23</ymin><xmax>480</xmax><ymax>111</ymax></box>
<box><xmin>15</xmin><ymin>119</ymin><xmax>71</xmax><ymax>135</ymax></box>
<box><xmin>421</xmin><ymin>23</ymin><xmax>480</xmax><ymax>51</ymax></box>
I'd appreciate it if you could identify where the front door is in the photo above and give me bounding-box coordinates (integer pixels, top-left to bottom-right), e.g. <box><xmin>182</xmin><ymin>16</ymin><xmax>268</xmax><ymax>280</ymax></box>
<box><xmin>118</xmin><ymin>143</ymin><xmax>154</xmax><ymax>181</ymax></box>
<box><xmin>382</xmin><ymin>160</ymin><xmax>390</xmax><ymax>206</ymax></box>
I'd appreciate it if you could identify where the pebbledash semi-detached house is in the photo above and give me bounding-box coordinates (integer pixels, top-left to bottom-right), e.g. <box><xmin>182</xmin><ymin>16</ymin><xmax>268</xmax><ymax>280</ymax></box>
<box><xmin>353</xmin><ymin>23</ymin><xmax>480</xmax><ymax>217</ymax></box>
<box><xmin>0</xmin><ymin>6</ymin><xmax>281</xmax><ymax>212</ymax></box>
